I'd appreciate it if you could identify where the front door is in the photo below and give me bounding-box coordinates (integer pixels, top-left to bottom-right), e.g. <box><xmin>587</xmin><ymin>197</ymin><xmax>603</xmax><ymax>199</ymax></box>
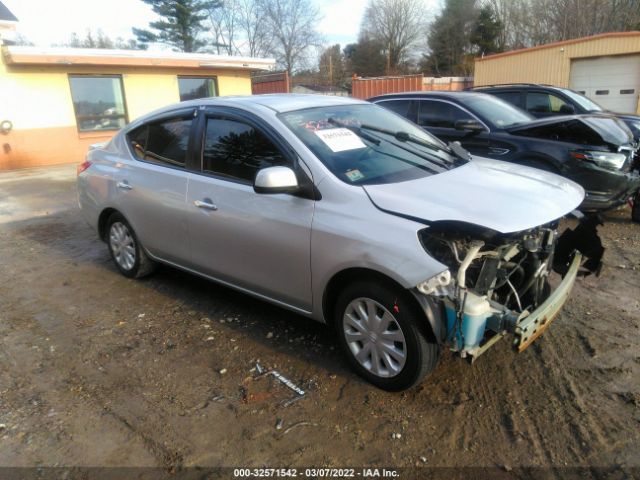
<box><xmin>186</xmin><ymin>110</ymin><xmax>315</xmax><ymax>311</ymax></box>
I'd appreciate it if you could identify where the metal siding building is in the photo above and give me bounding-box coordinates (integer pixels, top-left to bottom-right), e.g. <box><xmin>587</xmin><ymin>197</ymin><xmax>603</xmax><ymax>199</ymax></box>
<box><xmin>474</xmin><ymin>32</ymin><xmax>640</xmax><ymax>114</ymax></box>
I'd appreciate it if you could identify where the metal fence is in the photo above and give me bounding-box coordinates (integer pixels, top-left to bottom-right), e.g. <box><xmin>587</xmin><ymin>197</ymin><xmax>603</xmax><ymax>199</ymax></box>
<box><xmin>351</xmin><ymin>74</ymin><xmax>423</xmax><ymax>99</ymax></box>
<box><xmin>351</xmin><ymin>74</ymin><xmax>474</xmax><ymax>99</ymax></box>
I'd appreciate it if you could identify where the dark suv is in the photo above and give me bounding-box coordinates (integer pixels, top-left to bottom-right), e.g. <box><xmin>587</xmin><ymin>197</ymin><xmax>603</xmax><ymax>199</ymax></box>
<box><xmin>471</xmin><ymin>83</ymin><xmax>640</xmax><ymax>144</ymax></box>
<box><xmin>369</xmin><ymin>91</ymin><xmax>640</xmax><ymax>218</ymax></box>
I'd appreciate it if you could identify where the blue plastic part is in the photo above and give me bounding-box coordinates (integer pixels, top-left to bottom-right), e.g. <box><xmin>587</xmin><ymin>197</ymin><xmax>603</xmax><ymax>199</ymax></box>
<box><xmin>445</xmin><ymin>304</ymin><xmax>488</xmax><ymax>351</ymax></box>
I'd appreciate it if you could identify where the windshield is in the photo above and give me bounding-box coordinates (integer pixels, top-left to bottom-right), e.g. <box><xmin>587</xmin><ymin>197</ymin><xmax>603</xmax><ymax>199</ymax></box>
<box><xmin>279</xmin><ymin>104</ymin><xmax>464</xmax><ymax>185</ymax></box>
<box><xmin>563</xmin><ymin>89</ymin><xmax>604</xmax><ymax>112</ymax></box>
<box><xmin>465</xmin><ymin>95</ymin><xmax>534</xmax><ymax>128</ymax></box>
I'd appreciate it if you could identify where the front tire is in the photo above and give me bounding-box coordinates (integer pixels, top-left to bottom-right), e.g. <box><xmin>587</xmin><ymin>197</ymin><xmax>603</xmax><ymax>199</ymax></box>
<box><xmin>106</xmin><ymin>212</ymin><xmax>155</xmax><ymax>278</ymax></box>
<box><xmin>334</xmin><ymin>281</ymin><xmax>440</xmax><ymax>391</ymax></box>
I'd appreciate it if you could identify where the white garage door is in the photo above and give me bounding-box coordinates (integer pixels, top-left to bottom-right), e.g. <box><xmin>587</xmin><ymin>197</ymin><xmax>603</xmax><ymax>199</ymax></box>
<box><xmin>569</xmin><ymin>54</ymin><xmax>640</xmax><ymax>114</ymax></box>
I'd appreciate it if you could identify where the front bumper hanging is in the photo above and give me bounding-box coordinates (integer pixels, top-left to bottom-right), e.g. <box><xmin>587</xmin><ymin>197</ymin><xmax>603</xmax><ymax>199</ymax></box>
<box><xmin>514</xmin><ymin>251</ymin><xmax>582</xmax><ymax>352</ymax></box>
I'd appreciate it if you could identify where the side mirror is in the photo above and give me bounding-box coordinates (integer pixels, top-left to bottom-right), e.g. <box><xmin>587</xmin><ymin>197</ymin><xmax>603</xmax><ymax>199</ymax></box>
<box><xmin>254</xmin><ymin>166</ymin><xmax>299</xmax><ymax>194</ymax></box>
<box><xmin>559</xmin><ymin>104</ymin><xmax>576</xmax><ymax>114</ymax></box>
<box><xmin>454</xmin><ymin>119</ymin><xmax>486</xmax><ymax>133</ymax></box>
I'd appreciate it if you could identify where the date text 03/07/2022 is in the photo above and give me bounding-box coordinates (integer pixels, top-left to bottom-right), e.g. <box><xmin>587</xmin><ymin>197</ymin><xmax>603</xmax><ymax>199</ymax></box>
<box><xmin>233</xmin><ymin>467</ymin><xmax>400</xmax><ymax>478</ymax></box>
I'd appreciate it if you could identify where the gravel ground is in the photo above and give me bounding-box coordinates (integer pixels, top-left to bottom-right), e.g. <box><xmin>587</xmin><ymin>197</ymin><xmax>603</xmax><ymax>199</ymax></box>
<box><xmin>0</xmin><ymin>165</ymin><xmax>638</xmax><ymax>477</ymax></box>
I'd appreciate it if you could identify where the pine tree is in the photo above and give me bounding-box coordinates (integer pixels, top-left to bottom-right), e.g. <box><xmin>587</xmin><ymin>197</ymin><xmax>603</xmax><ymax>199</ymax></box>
<box><xmin>133</xmin><ymin>0</ymin><xmax>221</xmax><ymax>52</ymax></box>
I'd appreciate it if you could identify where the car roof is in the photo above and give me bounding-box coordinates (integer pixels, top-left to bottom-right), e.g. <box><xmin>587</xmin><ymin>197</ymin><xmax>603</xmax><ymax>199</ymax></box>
<box><xmin>182</xmin><ymin>93</ymin><xmax>366</xmax><ymax>113</ymax></box>
<box><xmin>126</xmin><ymin>94</ymin><xmax>370</xmax><ymax>130</ymax></box>
<box><xmin>370</xmin><ymin>91</ymin><xmax>488</xmax><ymax>102</ymax></box>
<box><xmin>473</xmin><ymin>84</ymin><xmax>566</xmax><ymax>92</ymax></box>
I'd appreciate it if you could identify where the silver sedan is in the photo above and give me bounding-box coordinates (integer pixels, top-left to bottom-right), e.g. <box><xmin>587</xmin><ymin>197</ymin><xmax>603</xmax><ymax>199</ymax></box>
<box><xmin>77</xmin><ymin>94</ymin><xmax>594</xmax><ymax>390</ymax></box>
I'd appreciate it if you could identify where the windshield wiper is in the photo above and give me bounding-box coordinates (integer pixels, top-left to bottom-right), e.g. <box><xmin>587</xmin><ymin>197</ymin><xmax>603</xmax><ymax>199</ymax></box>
<box><xmin>327</xmin><ymin>118</ymin><xmax>469</xmax><ymax>170</ymax></box>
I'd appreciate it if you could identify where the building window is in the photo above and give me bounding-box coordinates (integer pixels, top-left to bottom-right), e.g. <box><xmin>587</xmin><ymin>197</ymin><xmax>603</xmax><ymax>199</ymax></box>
<box><xmin>68</xmin><ymin>75</ymin><xmax>127</xmax><ymax>132</ymax></box>
<box><xmin>178</xmin><ymin>76</ymin><xmax>217</xmax><ymax>101</ymax></box>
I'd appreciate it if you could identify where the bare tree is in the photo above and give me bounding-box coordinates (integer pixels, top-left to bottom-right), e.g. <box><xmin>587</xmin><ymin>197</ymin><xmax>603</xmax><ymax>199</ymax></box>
<box><xmin>236</xmin><ymin>0</ymin><xmax>273</xmax><ymax>57</ymax></box>
<box><xmin>486</xmin><ymin>0</ymin><xmax>640</xmax><ymax>50</ymax></box>
<box><xmin>360</xmin><ymin>0</ymin><xmax>426</xmax><ymax>74</ymax></box>
<box><xmin>208</xmin><ymin>0</ymin><xmax>240</xmax><ymax>54</ymax></box>
<box><xmin>259</xmin><ymin>0</ymin><xmax>323</xmax><ymax>75</ymax></box>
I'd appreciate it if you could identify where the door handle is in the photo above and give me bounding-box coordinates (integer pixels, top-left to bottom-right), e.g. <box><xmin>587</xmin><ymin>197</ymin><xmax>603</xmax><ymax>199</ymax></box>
<box><xmin>194</xmin><ymin>199</ymin><xmax>218</xmax><ymax>211</ymax></box>
<box><xmin>117</xmin><ymin>181</ymin><xmax>132</xmax><ymax>190</ymax></box>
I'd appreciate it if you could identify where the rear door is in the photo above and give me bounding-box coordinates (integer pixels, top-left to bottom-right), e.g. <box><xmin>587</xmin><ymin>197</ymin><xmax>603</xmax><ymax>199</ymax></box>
<box><xmin>185</xmin><ymin>108</ymin><xmax>315</xmax><ymax>311</ymax></box>
<box><xmin>117</xmin><ymin>109</ymin><xmax>195</xmax><ymax>264</ymax></box>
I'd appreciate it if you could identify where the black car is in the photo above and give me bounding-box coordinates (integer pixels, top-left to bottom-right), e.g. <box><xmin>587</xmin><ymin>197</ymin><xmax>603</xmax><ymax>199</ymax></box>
<box><xmin>471</xmin><ymin>83</ymin><xmax>640</xmax><ymax>144</ymax></box>
<box><xmin>369</xmin><ymin>91</ymin><xmax>640</xmax><ymax>219</ymax></box>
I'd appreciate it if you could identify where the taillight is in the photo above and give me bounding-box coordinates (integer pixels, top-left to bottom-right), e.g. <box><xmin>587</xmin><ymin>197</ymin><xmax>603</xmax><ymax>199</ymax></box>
<box><xmin>77</xmin><ymin>160</ymin><xmax>92</xmax><ymax>176</ymax></box>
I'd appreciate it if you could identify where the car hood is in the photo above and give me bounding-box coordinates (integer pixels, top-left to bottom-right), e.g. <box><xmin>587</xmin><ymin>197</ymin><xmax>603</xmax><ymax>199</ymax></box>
<box><xmin>363</xmin><ymin>157</ymin><xmax>584</xmax><ymax>234</ymax></box>
<box><xmin>506</xmin><ymin>114</ymin><xmax>634</xmax><ymax>147</ymax></box>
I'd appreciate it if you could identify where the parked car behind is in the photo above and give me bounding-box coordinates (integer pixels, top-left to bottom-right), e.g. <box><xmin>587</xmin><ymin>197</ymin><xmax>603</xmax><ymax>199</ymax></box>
<box><xmin>470</xmin><ymin>83</ymin><xmax>640</xmax><ymax>144</ymax></box>
<box><xmin>78</xmin><ymin>95</ymin><xmax>602</xmax><ymax>391</ymax></box>
<box><xmin>369</xmin><ymin>91</ymin><xmax>640</xmax><ymax>220</ymax></box>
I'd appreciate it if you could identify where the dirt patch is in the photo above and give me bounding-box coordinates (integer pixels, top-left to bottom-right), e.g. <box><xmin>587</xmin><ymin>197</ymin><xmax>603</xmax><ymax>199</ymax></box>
<box><xmin>0</xmin><ymin>166</ymin><xmax>639</xmax><ymax>474</ymax></box>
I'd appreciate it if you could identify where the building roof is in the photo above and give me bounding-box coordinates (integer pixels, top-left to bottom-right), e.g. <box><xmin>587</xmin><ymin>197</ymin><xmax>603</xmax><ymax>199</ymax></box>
<box><xmin>1</xmin><ymin>46</ymin><xmax>275</xmax><ymax>71</ymax></box>
<box><xmin>477</xmin><ymin>31</ymin><xmax>640</xmax><ymax>62</ymax></box>
<box><xmin>0</xmin><ymin>1</ymin><xmax>17</xmax><ymax>22</ymax></box>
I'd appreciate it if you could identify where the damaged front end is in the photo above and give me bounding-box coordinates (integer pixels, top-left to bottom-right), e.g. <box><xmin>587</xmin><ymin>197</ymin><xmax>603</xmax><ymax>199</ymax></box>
<box><xmin>415</xmin><ymin>216</ymin><xmax>604</xmax><ymax>361</ymax></box>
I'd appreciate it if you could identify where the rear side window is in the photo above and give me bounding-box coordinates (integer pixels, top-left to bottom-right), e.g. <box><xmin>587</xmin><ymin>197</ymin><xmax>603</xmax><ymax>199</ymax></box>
<box><xmin>128</xmin><ymin>116</ymin><xmax>193</xmax><ymax>168</ymax></box>
<box><xmin>203</xmin><ymin>118</ymin><xmax>289</xmax><ymax>182</ymax></box>
<box><xmin>417</xmin><ymin>100</ymin><xmax>473</xmax><ymax>128</ymax></box>
<box><xmin>378</xmin><ymin>100</ymin><xmax>418</xmax><ymax>122</ymax></box>
<box><xmin>491</xmin><ymin>91</ymin><xmax>521</xmax><ymax>108</ymax></box>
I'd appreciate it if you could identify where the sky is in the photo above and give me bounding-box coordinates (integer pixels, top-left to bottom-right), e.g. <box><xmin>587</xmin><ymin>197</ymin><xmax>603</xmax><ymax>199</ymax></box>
<box><xmin>3</xmin><ymin>0</ymin><xmax>372</xmax><ymax>51</ymax></box>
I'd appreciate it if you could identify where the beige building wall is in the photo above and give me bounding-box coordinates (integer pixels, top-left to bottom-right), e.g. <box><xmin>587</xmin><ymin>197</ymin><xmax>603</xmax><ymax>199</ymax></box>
<box><xmin>0</xmin><ymin>62</ymin><xmax>255</xmax><ymax>170</ymax></box>
<box><xmin>474</xmin><ymin>32</ymin><xmax>640</xmax><ymax>88</ymax></box>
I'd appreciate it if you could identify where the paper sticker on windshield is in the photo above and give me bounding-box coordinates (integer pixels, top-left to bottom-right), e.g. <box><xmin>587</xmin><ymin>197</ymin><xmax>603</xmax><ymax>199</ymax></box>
<box><xmin>314</xmin><ymin>128</ymin><xmax>366</xmax><ymax>152</ymax></box>
<box><xmin>345</xmin><ymin>169</ymin><xmax>365</xmax><ymax>181</ymax></box>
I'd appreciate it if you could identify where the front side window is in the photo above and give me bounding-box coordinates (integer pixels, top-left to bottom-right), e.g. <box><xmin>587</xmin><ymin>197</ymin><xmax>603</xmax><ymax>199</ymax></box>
<box><xmin>417</xmin><ymin>100</ymin><xmax>473</xmax><ymax>128</ymax></box>
<box><xmin>128</xmin><ymin>116</ymin><xmax>192</xmax><ymax>168</ymax></box>
<box><xmin>69</xmin><ymin>75</ymin><xmax>127</xmax><ymax>131</ymax></box>
<box><xmin>280</xmin><ymin>104</ymin><xmax>463</xmax><ymax>186</ymax></box>
<box><xmin>179</xmin><ymin>76</ymin><xmax>218</xmax><ymax>101</ymax></box>
<box><xmin>526</xmin><ymin>92</ymin><xmax>571</xmax><ymax>113</ymax></box>
<box><xmin>203</xmin><ymin>118</ymin><xmax>289</xmax><ymax>182</ymax></box>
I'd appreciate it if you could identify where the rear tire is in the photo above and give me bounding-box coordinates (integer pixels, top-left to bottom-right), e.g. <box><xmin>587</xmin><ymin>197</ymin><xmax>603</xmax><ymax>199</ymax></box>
<box><xmin>106</xmin><ymin>212</ymin><xmax>155</xmax><ymax>279</ymax></box>
<box><xmin>334</xmin><ymin>280</ymin><xmax>440</xmax><ymax>391</ymax></box>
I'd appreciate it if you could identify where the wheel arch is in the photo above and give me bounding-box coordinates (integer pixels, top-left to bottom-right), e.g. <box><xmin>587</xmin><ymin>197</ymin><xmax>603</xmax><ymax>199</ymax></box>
<box><xmin>321</xmin><ymin>267</ymin><xmax>443</xmax><ymax>343</ymax></box>
<box><xmin>97</xmin><ymin>207</ymin><xmax>120</xmax><ymax>242</ymax></box>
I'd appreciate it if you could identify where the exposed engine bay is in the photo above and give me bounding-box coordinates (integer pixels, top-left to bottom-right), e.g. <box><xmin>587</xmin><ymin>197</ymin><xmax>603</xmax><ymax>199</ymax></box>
<box><xmin>417</xmin><ymin>215</ymin><xmax>604</xmax><ymax>360</ymax></box>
